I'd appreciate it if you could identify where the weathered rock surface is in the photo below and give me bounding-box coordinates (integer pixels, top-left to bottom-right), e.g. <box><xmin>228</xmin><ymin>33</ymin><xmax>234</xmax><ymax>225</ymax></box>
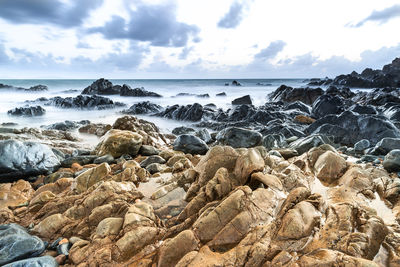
<box><xmin>7</xmin><ymin>106</ymin><xmax>46</xmax><ymax>116</ymax></box>
<box><xmin>95</xmin><ymin>129</ymin><xmax>143</xmax><ymax>158</ymax></box>
<box><xmin>122</xmin><ymin>101</ymin><xmax>163</xmax><ymax>115</ymax></box>
<box><xmin>173</xmin><ymin>135</ymin><xmax>209</xmax><ymax>155</ymax></box>
<box><xmin>216</xmin><ymin>127</ymin><xmax>262</xmax><ymax>148</ymax></box>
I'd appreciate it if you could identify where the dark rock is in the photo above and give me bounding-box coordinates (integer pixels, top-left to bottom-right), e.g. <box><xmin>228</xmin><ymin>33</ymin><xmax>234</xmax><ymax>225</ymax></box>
<box><xmin>71</xmin><ymin>149</ymin><xmax>92</xmax><ymax>157</ymax></box>
<box><xmin>139</xmin><ymin>145</ymin><xmax>159</xmax><ymax>156</ymax></box>
<box><xmin>216</xmin><ymin>92</ymin><xmax>227</xmax><ymax>96</ymax></box>
<box><xmin>197</xmin><ymin>94</ymin><xmax>209</xmax><ymax>98</ymax></box>
<box><xmin>232</xmin><ymin>95</ymin><xmax>252</xmax><ymax>105</ymax></box>
<box><xmin>94</xmin><ymin>154</ymin><xmax>114</xmax><ymax>164</ymax></box>
<box><xmin>120</xmin><ymin>84</ymin><xmax>162</xmax><ymax>97</ymax></box>
<box><xmin>384</xmin><ymin>105</ymin><xmax>400</xmax><ymax>122</ymax></box>
<box><xmin>43</xmin><ymin>120</ymin><xmax>90</xmax><ymax>131</ymax></box>
<box><xmin>57</xmin><ymin>242</ymin><xmax>71</xmax><ymax>256</ymax></box>
<box><xmin>311</xmin><ymin>95</ymin><xmax>345</xmax><ymax>119</ymax></box>
<box><xmin>195</xmin><ymin>128</ymin><xmax>212</xmax><ymax>143</ymax></box>
<box><xmin>36</xmin><ymin>95</ymin><xmax>125</xmax><ymax>109</ymax></box>
<box><xmin>277</xmin><ymin>149</ymin><xmax>299</xmax><ymax>159</ymax></box>
<box><xmin>1</xmin><ymin>122</ymin><xmax>18</xmax><ymax>126</ymax></box>
<box><xmin>2</xmin><ymin>256</ymin><xmax>58</xmax><ymax>267</ymax></box>
<box><xmin>289</xmin><ymin>135</ymin><xmax>331</xmax><ymax>155</ymax></box>
<box><xmin>284</xmin><ymin>101</ymin><xmax>311</xmax><ymax>114</ymax></box>
<box><xmin>27</xmin><ymin>85</ymin><xmax>48</xmax><ymax>91</ymax></box>
<box><xmin>306</xmin><ymin>111</ymin><xmax>400</xmax><ymax>145</ymax></box>
<box><xmin>7</xmin><ymin>106</ymin><xmax>46</xmax><ymax>116</ymax></box>
<box><xmin>146</xmin><ymin>163</ymin><xmax>164</xmax><ymax>174</ymax></box>
<box><xmin>122</xmin><ymin>101</ymin><xmax>163</xmax><ymax>115</ymax></box>
<box><xmin>157</xmin><ymin>103</ymin><xmax>205</xmax><ymax>122</ymax></box>
<box><xmin>269</xmin><ymin>85</ymin><xmax>324</xmax><ymax>105</ymax></box>
<box><xmin>216</xmin><ymin>127</ymin><xmax>262</xmax><ymax>148</ymax></box>
<box><xmin>307</xmin><ymin>77</ymin><xmax>333</xmax><ymax>86</ymax></box>
<box><xmin>0</xmin><ymin>140</ymin><xmax>60</xmax><ymax>182</ymax></box>
<box><xmin>263</xmin><ymin>134</ymin><xmax>286</xmax><ymax>149</ymax></box>
<box><xmin>349</xmin><ymin>104</ymin><xmax>377</xmax><ymax>115</ymax></box>
<box><xmin>176</xmin><ymin>93</ymin><xmax>195</xmax><ymax>97</ymax></box>
<box><xmin>204</xmin><ymin>103</ymin><xmax>216</xmax><ymax>109</ymax></box>
<box><xmin>82</xmin><ymin>78</ymin><xmax>120</xmax><ymax>95</ymax></box>
<box><xmin>173</xmin><ymin>134</ymin><xmax>209</xmax><ymax>155</ymax></box>
<box><xmin>232</xmin><ymin>80</ymin><xmax>242</xmax><ymax>86</ymax></box>
<box><xmin>354</xmin><ymin>139</ymin><xmax>370</xmax><ymax>152</ymax></box>
<box><xmin>370</xmin><ymin>138</ymin><xmax>400</xmax><ymax>155</ymax></box>
<box><xmin>360</xmin><ymin>154</ymin><xmax>381</xmax><ymax>163</ymax></box>
<box><xmin>61</xmin><ymin>155</ymin><xmax>97</xmax><ymax>167</ymax></box>
<box><xmin>140</xmin><ymin>155</ymin><xmax>166</xmax><ymax>168</ymax></box>
<box><xmin>325</xmin><ymin>86</ymin><xmax>355</xmax><ymax>98</ymax></box>
<box><xmin>383</xmin><ymin>149</ymin><xmax>400</xmax><ymax>172</ymax></box>
<box><xmin>0</xmin><ymin>224</ymin><xmax>45</xmax><ymax>265</ymax></box>
<box><xmin>172</xmin><ymin>126</ymin><xmax>195</xmax><ymax>135</ymax></box>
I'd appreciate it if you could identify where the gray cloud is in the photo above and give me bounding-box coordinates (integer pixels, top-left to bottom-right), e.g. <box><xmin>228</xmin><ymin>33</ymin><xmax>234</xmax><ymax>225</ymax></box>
<box><xmin>179</xmin><ymin>46</ymin><xmax>194</xmax><ymax>60</ymax></box>
<box><xmin>0</xmin><ymin>0</ymin><xmax>104</xmax><ymax>28</ymax></box>
<box><xmin>88</xmin><ymin>3</ymin><xmax>199</xmax><ymax>47</ymax></box>
<box><xmin>217</xmin><ymin>2</ymin><xmax>244</xmax><ymax>29</ymax></box>
<box><xmin>254</xmin><ymin>41</ymin><xmax>286</xmax><ymax>60</ymax></box>
<box><xmin>350</xmin><ymin>4</ymin><xmax>400</xmax><ymax>27</ymax></box>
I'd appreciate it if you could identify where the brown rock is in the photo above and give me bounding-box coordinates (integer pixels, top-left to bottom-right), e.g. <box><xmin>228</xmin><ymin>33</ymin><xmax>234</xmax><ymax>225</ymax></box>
<box><xmin>234</xmin><ymin>148</ymin><xmax>264</xmax><ymax>185</ymax></box>
<box><xmin>116</xmin><ymin>227</ymin><xmax>159</xmax><ymax>260</ymax></box>
<box><xmin>314</xmin><ymin>151</ymin><xmax>347</xmax><ymax>184</ymax></box>
<box><xmin>73</xmin><ymin>162</ymin><xmax>111</xmax><ymax>193</ymax></box>
<box><xmin>96</xmin><ymin>129</ymin><xmax>143</xmax><ymax>157</ymax></box>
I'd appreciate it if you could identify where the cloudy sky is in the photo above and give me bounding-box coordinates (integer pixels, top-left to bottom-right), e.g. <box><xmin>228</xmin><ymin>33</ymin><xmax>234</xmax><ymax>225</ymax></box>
<box><xmin>0</xmin><ymin>0</ymin><xmax>399</xmax><ymax>78</ymax></box>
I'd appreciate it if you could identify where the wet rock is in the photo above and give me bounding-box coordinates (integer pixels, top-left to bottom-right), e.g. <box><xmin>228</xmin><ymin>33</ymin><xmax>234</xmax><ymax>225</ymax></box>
<box><xmin>95</xmin><ymin>129</ymin><xmax>143</xmax><ymax>158</ymax></box>
<box><xmin>157</xmin><ymin>103</ymin><xmax>205</xmax><ymax>122</ymax></box>
<box><xmin>140</xmin><ymin>155</ymin><xmax>166</xmax><ymax>168</ymax></box>
<box><xmin>195</xmin><ymin>128</ymin><xmax>212</xmax><ymax>143</ymax></box>
<box><xmin>285</xmin><ymin>101</ymin><xmax>312</xmax><ymax>114</ymax></box>
<box><xmin>289</xmin><ymin>135</ymin><xmax>330</xmax><ymax>155</ymax></box>
<box><xmin>383</xmin><ymin>149</ymin><xmax>400</xmax><ymax>172</ymax></box>
<box><xmin>41</xmin><ymin>95</ymin><xmax>125</xmax><ymax>109</ymax></box>
<box><xmin>0</xmin><ymin>224</ymin><xmax>46</xmax><ymax>265</ymax></box>
<box><xmin>138</xmin><ymin>145</ymin><xmax>159</xmax><ymax>156</ymax></box>
<box><xmin>172</xmin><ymin>126</ymin><xmax>195</xmax><ymax>135</ymax></box>
<box><xmin>311</xmin><ymin>94</ymin><xmax>345</xmax><ymax>119</ymax></box>
<box><xmin>349</xmin><ymin>104</ymin><xmax>377</xmax><ymax>115</ymax></box>
<box><xmin>44</xmin><ymin>120</ymin><xmax>89</xmax><ymax>131</ymax></box>
<box><xmin>81</xmin><ymin>78</ymin><xmax>120</xmax><ymax>95</ymax></box>
<box><xmin>232</xmin><ymin>80</ymin><xmax>242</xmax><ymax>86</ymax></box>
<box><xmin>294</xmin><ymin>115</ymin><xmax>315</xmax><ymax>124</ymax></box>
<box><xmin>7</xmin><ymin>106</ymin><xmax>46</xmax><ymax>116</ymax></box>
<box><xmin>2</xmin><ymin>256</ymin><xmax>58</xmax><ymax>267</ymax></box>
<box><xmin>231</xmin><ymin>95</ymin><xmax>252</xmax><ymax>105</ymax></box>
<box><xmin>61</xmin><ymin>155</ymin><xmax>97</xmax><ymax>168</ymax></box>
<box><xmin>325</xmin><ymin>85</ymin><xmax>355</xmax><ymax>98</ymax></box>
<box><xmin>93</xmin><ymin>154</ymin><xmax>114</xmax><ymax>164</ymax></box>
<box><xmin>122</xmin><ymin>101</ymin><xmax>163</xmax><ymax>115</ymax></box>
<box><xmin>120</xmin><ymin>84</ymin><xmax>162</xmax><ymax>97</ymax></box>
<box><xmin>216</xmin><ymin>127</ymin><xmax>262</xmax><ymax>148</ymax></box>
<box><xmin>269</xmin><ymin>85</ymin><xmax>324</xmax><ymax>105</ymax></box>
<box><xmin>146</xmin><ymin>163</ymin><xmax>164</xmax><ymax>174</ymax></box>
<box><xmin>262</xmin><ymin>134</ymin><xmax>286</xmax><ymax>149</ymax></box>
<box><xmin>371</xmin><ymin>137</ymin><xmax>400</xmax><ymax>155</ymax></box>
<box><xmin>354</xmin><ymin>139</ymin><xmax>370</xmax><ymax>153</ymax></box>
<box><xmin>173</xmin><ymin>135</ymin><xmax>209</xmax><ymax>155</ymax></box>
<box><xmin>0</xmin><ymin>140</ymin><xmax>60</xmax><ymax>182</ymax></box>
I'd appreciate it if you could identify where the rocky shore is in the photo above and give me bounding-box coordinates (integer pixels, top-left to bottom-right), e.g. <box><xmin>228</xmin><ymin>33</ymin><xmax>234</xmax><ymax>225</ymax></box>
<box><xmin>2</xmin><ymin>59</ymin><xmax>400</xmax><ymax>266</ymax></box>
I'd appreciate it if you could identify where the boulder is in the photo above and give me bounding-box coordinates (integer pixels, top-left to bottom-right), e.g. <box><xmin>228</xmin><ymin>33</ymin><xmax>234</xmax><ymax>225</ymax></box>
<box><xmin>370</xmin><ymin>137</ymin><xmax>400</xmax><ymax>155</ymax></box>
<box><xmin>0</xmin><ymin>140</ymin><xmax>60</xmax><ymax>182</ymax></box>
<box><xmin>7</xmin><ymin>106</ymin><xmax>46</xmax><ymax>116</ymax></box>
<box><xmin>216</xmin><ymin>127</ymin><xmax>262</xmax><ymax>148</ymax></box>
<box><xmin>73</xmin><ymin>163</ymin><xmax>112</xmax><ymax>193</ymax></box>
<box><xmin>269</xmin><ymin>85</ymin><xmax>324</xmax><ymax>105</ymax></box>
<box><xmin>138</xmin><ymin>145</ymin><xmax>159</xmax><ymax>156</ymax></box>
<box><xmin>81</xmin><ymin>78</ymin><xmax>120</xmax><ymax>95</ymax></box>
<box><xmin>42</xmin><ymin>95</ymin><xmax>125</xmax><ymax>109</ymax></box>
<box><xmin>314</xmin><ymin>151</ymin><xmax>347</xmax><ymax>184</ymax></box>
<box><xmin>311</xmin><ymin>95</ymin><xmax>345</xmax><ymax>119</ymax></box>
<box><xmin>349</xmin><ymin>104</ymin><xmax>377</xmax><ymax>115</ymax></box>
<box><xmin>231</xmin><ymin>95</ymin><xmax>252</xmax><ymax>105</ymax></box>
<box><xmin>122</xmin><ymin>101</ymin><xmax>163</xmax><ymax>114</ymax></box>
<box><xmin>0</xmin><ymin>224</ymin><xmax>46</xmax><ymax>265</ymax></box>
<box><xmin>44</xmin><ymin>120</ymin><xmax>89</xmax><ymax>131</ymax></box>
<box><xmin>289</xmin><ymin>135</ymin><xmax>330</xmax><ymax>155</ymax></box>
<box><xmin>172</xmin><ymin>126</ymin><xmax>196</xmax><ymax>135</ymax></box>
<box><xmin>383</xmin><ymin>149</ymin><xmax>400</xmax><ymax>172</ymax></box>
<box><xmin>262</xmin><ymin>134</ymin><xmax>286</xmax><ymax>149</ymax></box>
<box><xmin>140</xmin><ymin>155</ymin><xmax>166</xmax><ymax>168</ymax></box>
<box><xmin>354</xmin><ymin>139</ymin><xmax>370</xmax><ymax>153</ymax></box>
<box><xmin>120</xmin><ymin>84</ymin><xmax>162</xmax><ymax>97</ymax></box>
<box><xmin>157</xmin><ymin>103</ymin><xmax>205</xmax><ymax>122</ymax></box>
<box><xmin>2</xmin><ymin>256</ymin><xmax>58</xmax><ymax>267</ymax></box>
<box><xmin>27</xmin><ymin>85</ymin><xmax>48</xmax><ymax>91</ymax></box>
<box><xmin>173</xmin><ymin>135</ymin><xmax>209</xmax><ymax>155</ymax></box>
<box><xmin>95</xmin><ymin>129</ymin><xmax>143</xmax><ymax>158</ymax></box>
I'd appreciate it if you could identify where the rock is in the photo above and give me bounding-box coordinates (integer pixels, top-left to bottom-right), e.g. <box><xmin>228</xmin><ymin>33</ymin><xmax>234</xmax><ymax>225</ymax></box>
<box><xmin>32</xmin><ymin>214</ymin><xmax>71</xmax><ymax>239</ymax></box>
<box><xmin>269</xmin><ymin>85</ymin><xmax>324</xmax><ymax>105</ymax></box>
<box><xmin>0</xmin><ymin>180</ymin><xmax>34</xmax><ymax>208</ymax></box>
<box><xmin>173</xmin><ymin>135</ymin><xmax>209</xmax><ymax>155</ymax></box>
<box><xmin>234</xmin><ymin>148</ymin><xmax>264</xmax><ymax>185</ymax></box>
<box><xmin>231</xmin><ymin>95</ymin><xmax>252</xmax><ymax>105</ymax></box>
<box><xmin>157</xmin><ymin>103</ymin><xmax>205</xmax><ymax>122</ymax></box>
<box><xmin>78</xmin><ymin>123</ymin><xmax>112</xmax><ymax>136</ymax></box>
<box><xmin>122</xmin><ymin>101</ymin><xmax>163</xmax><ymax>115</ymax></box>
<box><xmin>37</xmin><ymin>95</ymin><xmax>125</xmax><ymax>109</ymax></box>
<box><xmin>216</xmin><ymin>92</ymin><xmax>226</xmax><ymax>96</ymax></box>
<box><xmin>81</xmin><ymin>78</ymin><xmax>120</xmax><ymax>95</ymax></box>
<box><xmin>146</xmin><ymin>163</ymin><xmax>164</xmax><ymax>174</ymax></box>
<box><xmin>371</xmin><ymin>138</ymin><xmax>400</xmax><ymax>155</ymax></box>
<box><xmin>2</xmin><ymin>256</ymin><xmax>58</xmax><ymax>267</ymax></box>
<box><xmin>294</xmin><ymin>115</ymin><xmax>315</xmax><ymax>124</ymax></box>
<box><xmin>195</xmin><ymin>128</ymin><xmax>212</xmax><ymax>143</ymax></box>
<box><xmin>314</xmin><ymin>151</ymin><xmax>347</xmax><ymax>184</ymax></box>
<box><xmin>0</xmin><ymin>224</ymin><xmax>46</xmax><ymax>265</ymax></box>
<box><xmin>232</xmin><ymin>80</ymin><xmax>242</xmax><ymax>86</ymax></box>
<box><xmin>383</xmin><ymin>149</ymin><xmax>400</xmax><ymax>172</ymax></box>
<box><xmin>311</xmin><ymin>94</ymin><xmax>345</xmax><ymax>119</ymax></box>
<box><xmin>120</xmin><ymin>84</ymin><xmax>162</xmax><ymax>97</ymax></box>
<box><xmin>216</xmin><ymin>127</ymin><xmax>262</xmax><ymax>148</ymax></box>
<box><xmin>349</xmin><ymin>104</ymin><xmax>377</xmax><ymax>115</ymax></box>
<box><xmin>325</xmin><ymin>85</ymin><xmax>355</xmax><ymax>98</ymax></box>
<box><xmin>140</xmin><ymin>155</ymin><xmax>166</xmax><ymax>168</ymax></box>
<box><xmin>138</xmin><ymin>145</ymin><xmax>159</xmax><ymax>156</ymax></box>
<box><xmin>0</xmin><ymin>140</ymin><xmax>60</xmax><ymax>182</ymax></box>
<box><xmin>44</xmin><ymin>120</ymin><xmax>89</xmax><ymax>131</ymax></box>
<box><xmin>27</xmin><ymin>85</ymin><xmax>48</xmax><ymax>91</ymax></box>
<box><xmin>95</xmin><ymin>217</ymin><xmax>124</xmax><ymax>238</ymax></box>
<box><xmin>95</xmin><ymin>129</ymin><xmax>143</xmax><ymax>158</ymax></box>
<box><xmin>73</xmin><ymin>163</ymin><xmax>111</xmax><ymax>193</ymax></box>
<box><xmin>289</xmin><ymin>135</ymin><xmax>330</xmax><ymax>155</ymax></box>
<box><xmin>354</xmin><ymin>139</ymin><xmax>370</xmax><ymax>153</ymax></box>
<box><xmin>61</xmin><ymin>155</ymin><xmax>97</xmax><ymax>168</ymax></box>
<box><xmin>93</xmin><ymin>154</ymin><xmax>114</xmax><ymax>164</ymax></box>
<box><xmin>7</xmin><ymin>106</ymin><xmax>46</xmax><ymax>116</ymax></box>
<box><xmin>277</xmin><ymin>148</ymin><xmax>299</xmax><ymax>159</ymax></box>
<box><xmin>262</xmin><ymin>134</ymin><xmax>286</xmax><ymax>149</ymax></box>
<box><xmin>116</xmin><ymin>227</ymin><xmax>158</xmax><ymax>260</ymax></box>
<box><xmin>172</xmin><ymin>126</ymin><xmax>195</xmax><ymax>135</ymax></box>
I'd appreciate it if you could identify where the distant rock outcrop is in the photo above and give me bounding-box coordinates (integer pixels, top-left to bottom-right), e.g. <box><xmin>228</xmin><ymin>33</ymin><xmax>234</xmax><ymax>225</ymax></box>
<box><xmin>7</xmin><ymin>106</ymin><xmax>46</xmax><ymax>116</ymax></box>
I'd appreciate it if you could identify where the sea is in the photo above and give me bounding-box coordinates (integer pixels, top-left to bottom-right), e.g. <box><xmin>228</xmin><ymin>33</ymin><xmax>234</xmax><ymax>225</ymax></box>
<box><xmin>0</xmin><ymin>79</ymin><xmax>309</xmax><ymax>135</ymax></box>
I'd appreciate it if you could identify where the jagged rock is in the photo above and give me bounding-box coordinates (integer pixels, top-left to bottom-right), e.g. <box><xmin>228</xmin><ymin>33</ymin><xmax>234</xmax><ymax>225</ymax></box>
<box><xmin>36</xmin><ymin>95</ymin><xmax>125</xmax><ymax>109</ymax></box>
<box><xmin>172</xmin><ymin>126</ymin><xmax>195</xmax><ymax>135</ymax></box>
<box><xmin>44</xmin><ymin>120</ymin><xmax>89</xmax><ymax>131</ymax></box>
<box><xmin>289</xmin><ymin>135</ymin><xmax>330</xmax><ymax>155</ymax></box>
<box><xmin>28</xmin><ymin>85</ymin><xmax>48</xmax><ymax>91</ymax></box>
<box><xmin>61</xmin><ymin>155</ymin><xmax>97</xmax><ymax>168</ymax></box>
<box><xmin>173</xmin><ymin>135</ymin><xmax>209</xmax><ymax>155</ymax></box>
<box><xmin>73</xmin><ymin>163</ymin><xmax>112</xmax><ymax>193</ymax></box>
<box><xmin>7</xmin><ymin>106</ymin><xmax>46</xmax><ymax>116</ymax></box>
<box><xmin>120</xmin><ymin>84</ymin><xmax>162</xmax><ymax>97</ymax></box>
<box><xmin>325</xmin><ymin>85</ymin><xmax>355</xmax><ymax>98</ymax></box>
<box><xmin>269</xmin><ymin>85</ymin><xmax>324</xmax><ymax>105</ymax></box>
<box><xmin>95</xmin><ymin>129</ymin><xmax>143</xmax><ymax>158</ymax></box>
<box><xmin>0</xmin><ymin>140</ymin><xmax>60</xmax><ymax>182</ymax></box>
<box><xmin>122</xmin><ymin>101</ymin><xmax>163</xmax><ymax>114</ymax></box>
<box><xmin>78</xmin><ymin>123</ymin><xmax>112</xmax><ymax>136</ymax></box>
<box><xmin>157</xmin><ymin>103</ymin><xmax>205</xmax><ymax>122</ymax></box>
<box><xmin>311</xmin><ymin>95</ymin><xmax>345</xmax><ymax>118</ymax></box>
<box><xmin>349</xmin><ymin>104</ymin><xmax>377</xmax><ymax>115</ymax></box>
<box><xmin>262</xmin><ymin>134</ymin><xmax>286</xmax><ymax>149</ymax></box>
<box><xmin>81</xmin><ymin>78</ymin><xmax>120</xmax><ymax>95</ymax></box>
<box><xmin>231</xmin><ymin>95</ymin><xmax>252</xmax><ymax>105</ymax></box>
<box><xmin>216</xmin><ymin>127</ymin><xmax>262</xmax><ymax>148</ymax></box>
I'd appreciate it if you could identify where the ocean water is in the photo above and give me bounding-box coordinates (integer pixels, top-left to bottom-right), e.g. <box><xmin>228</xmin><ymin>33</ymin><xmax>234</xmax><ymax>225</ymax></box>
<box><xmin>0</xmin><ymin>79</ymin><xmax>307</xmax><ymax>133</ymax></box>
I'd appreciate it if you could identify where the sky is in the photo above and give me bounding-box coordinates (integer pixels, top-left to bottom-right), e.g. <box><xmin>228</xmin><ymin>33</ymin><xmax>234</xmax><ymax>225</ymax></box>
<box><xmin>0</xmin><ymin>0</ymin><xmax>399</xmax><ymax>79</ymax></box>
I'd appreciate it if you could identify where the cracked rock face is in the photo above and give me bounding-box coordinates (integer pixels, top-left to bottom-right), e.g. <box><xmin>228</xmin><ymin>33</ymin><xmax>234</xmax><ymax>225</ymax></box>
<box><xmin>2</xmin><ymin>137</ymin><xmax>400</xmax><ymax>266</ymax></box>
